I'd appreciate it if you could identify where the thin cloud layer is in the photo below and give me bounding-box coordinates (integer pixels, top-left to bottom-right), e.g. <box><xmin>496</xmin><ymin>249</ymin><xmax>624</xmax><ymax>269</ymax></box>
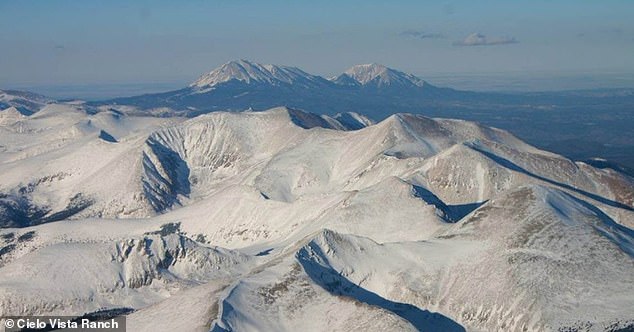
<box><xmin>454</xmin><ymin>33</ymin><xmax>518</xmax><ymax>46</ymax></box>
<box><xmin>577</xmin><ymin>27</ymin><xmax>627</xmax><ymax>39</ymax></box>
<box><xmin>400</xmin><ymin>30</ymin><xmax>446</xmax><ymax>39</ymax></box>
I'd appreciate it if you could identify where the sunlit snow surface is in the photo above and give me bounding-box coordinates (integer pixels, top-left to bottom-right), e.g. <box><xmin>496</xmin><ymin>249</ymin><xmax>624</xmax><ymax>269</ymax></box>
<box><xmin>0</xmin><ymin>101</ymin><xmax>633</xmax><ymax>332</ymax></box>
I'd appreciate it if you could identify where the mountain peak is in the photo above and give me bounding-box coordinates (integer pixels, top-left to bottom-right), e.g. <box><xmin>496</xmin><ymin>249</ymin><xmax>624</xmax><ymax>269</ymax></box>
<box><xmin>190</xmin><ymin>60</ymin><xmax>274</xmax><ymax>87</ymax></box>
<box><xmin>0</xmin><ymin>106</ymin><xmax>22</xmax><ymax>117</ymax></box>
<box><xmin>335</xmin><ymin>63</ymin><xmax>426</xmax><ymax>88</ymax></box>
<box><xmin>0</xmin><ymin>106</ymin><xmax>27</xmax><ymax>125</ymax></box>
<box><xmin>344</xmin><ymin>63</ymin><xmax>389</xmax><ymax>84</ymax></box>
<box><xmin>190</xmin><ymin>60</ymin><xmax>327</xmax><ymax>89</ymax></box>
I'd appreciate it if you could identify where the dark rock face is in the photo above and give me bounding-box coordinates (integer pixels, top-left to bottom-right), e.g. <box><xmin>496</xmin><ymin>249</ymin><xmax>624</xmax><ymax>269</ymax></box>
<box><xmin>0</xmin><ymin>192</ymin><xmax>93</xmax><ymax>228</ymax></box>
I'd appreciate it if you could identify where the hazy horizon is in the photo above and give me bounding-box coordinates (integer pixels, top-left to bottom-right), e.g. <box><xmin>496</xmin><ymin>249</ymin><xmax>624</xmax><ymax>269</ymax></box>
<box><xmin>2</xmin><ymin>0</ymin><xmax>633</xmax><ymax>90</ymax></box>
<box><xmin>5</xmin><ymin>68</ymin><xmax>634</xmax><ymax>100</ymax></box>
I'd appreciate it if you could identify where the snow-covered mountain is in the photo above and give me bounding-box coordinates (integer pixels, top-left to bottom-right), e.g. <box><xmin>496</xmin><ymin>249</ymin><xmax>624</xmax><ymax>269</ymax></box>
<box><xmin>333</xmin><ymin>63</ymin><xmax>427</xmax><ymax>89</ymax></box>
<box><xmin>0</xmin><ymin>104</ymin><xmax>372</xmax><ymax>228</ymax></box>
<box><xmin>96</xmin><ymin>60</ymin><xmax>447</xmax><ymax>116</ymax></box>
<box><xmin>79</xmin><ymin>61</ymin><xmax>634</xmax><ymax>178</ymax></box>
<box><xmin>190</xmin><ymin>60</ymin><xmax>331</xmax><ymax>90</ymax></box>
<box><xmin>190</xmin><ymin>60</ymin><xmax>426</xmax><ymax>90</ymax></box>
<box><xmin>0</xmin><ymin>104</ymin><xmax>632</xmax><ymax>331</ymax></box>
<box><xmin>0</xmin><ymin>89</ymin><xmax>53</xmax><ymax>115</ymax></box>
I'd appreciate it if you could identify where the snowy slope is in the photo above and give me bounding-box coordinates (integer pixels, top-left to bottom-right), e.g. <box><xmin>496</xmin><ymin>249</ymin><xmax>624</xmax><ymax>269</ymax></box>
<box><xmin>0</xmin><ymin>105</ymin><xmax>633</xmax><ymax>331</ymax></box>
<box><xmin>0</xmin><ymin>107</ymin><xmax>25</xmax><ymax>126</ymax></box>
<box><xmin>0</xmin><ymin>104</ymin><xmax>181</xmax><ymax>226</ymax></box>
<box><xmin>0</xmin><ymin>89</ymin><xmax>53</xmax><ymax>115</ymax></box>
<box><xmin>333</xmin><ymin>63</ymin><xmax>427</xmax><ymax>89</ymax></box>
<box><xmin>190</xmin><ymin>60</ymin><xmax>331</xmax><ymax>91</ymax></box>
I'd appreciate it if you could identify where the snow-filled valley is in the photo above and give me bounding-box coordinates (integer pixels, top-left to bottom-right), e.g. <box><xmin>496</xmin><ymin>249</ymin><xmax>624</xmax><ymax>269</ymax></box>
<box><xmin>1</xmin><ymin>97</ymin><xmax>633</xmax><ymax>331</ymax></box>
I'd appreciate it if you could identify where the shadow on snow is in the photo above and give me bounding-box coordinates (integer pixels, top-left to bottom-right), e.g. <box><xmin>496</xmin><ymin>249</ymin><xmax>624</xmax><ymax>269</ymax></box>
<box><xmin>296</xmin><ymin>241</ymin><xmax>466</xmax><ymax>332</ymax></box>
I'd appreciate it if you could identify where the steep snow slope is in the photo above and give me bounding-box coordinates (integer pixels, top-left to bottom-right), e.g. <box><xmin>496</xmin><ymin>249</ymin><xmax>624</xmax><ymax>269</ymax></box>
<box><xmin>300</xmin><ymin>186</ymin><xmax>634</xmax><ymax>331</ymax></box>
<box><xmin>0</xmin><ymin>106</ymin><xmax>633</xmax><ymax>331</ymax></box>
<box><xmin>0</xmin><ymin>104</ymin><xmax>181</xmax><ymax>226</ymax></box>
<box><xmin>0</xmin><ymin>220</ymin><xmax>253</xmax><ymax>317</ymax></box>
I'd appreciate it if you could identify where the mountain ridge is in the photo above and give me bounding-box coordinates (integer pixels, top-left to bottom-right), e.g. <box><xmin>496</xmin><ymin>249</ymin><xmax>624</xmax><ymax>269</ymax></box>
<box><xmin>189</xmin><ymin>60</ymin><xmax>428</xmax><ymax>90</ymax></box>
<box><xmin>4</xmin><ymin>61</ymin><xmax>634</xmax><ymax>175</ymax></box>
<box><xmin>0</xmin><ymin>104</ymin><xmax>633</xmax><ymax>331</ymax></box>
<box><xmin>0</xmin><ymin>89</ymin><xmax>53</xmax><ymax>115</ymax></box>
<box><xmin>190</xmin><ymin>59</ymin><xmax>331</xmax><ymax>90</ymax></box>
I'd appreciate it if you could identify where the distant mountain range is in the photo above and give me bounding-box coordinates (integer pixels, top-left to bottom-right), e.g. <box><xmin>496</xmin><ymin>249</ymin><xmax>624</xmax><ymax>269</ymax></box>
<box><xmin>90</xmin><ymin>60</ymin><xmax>634</xmax><ymax>123</ymax></box>
<box><xmin>85</xmin><ymin>60</ymin><xmax>634</xmax><ymax>174</ymax></box>
<box><xmin>93</xmin><ymin>60</ymin><xmax>459</xmax><ymax>117</ymax></box>
<box><xmin>1</xmin><ymin>61</ymin><xmax>634</xmax><ymax>331</ymax></box>
<box><xmin>0</xmin><ymin>89</ymin><xmax>52</xmax><ymax>116</ymax></box>
<box><xmin>189</xmin><ymin>60</ymin><xmax>428</xmax><ymax>90</ymax></box>
<box><xmin>2</xmin><ymin>60</ymin><xmax>634</xmax><ymax>174</ymax></box>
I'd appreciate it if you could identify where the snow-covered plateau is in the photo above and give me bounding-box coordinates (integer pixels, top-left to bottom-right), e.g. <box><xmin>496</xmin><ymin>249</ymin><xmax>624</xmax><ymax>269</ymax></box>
<box><xmin>0</xmin><ymin>100</ymin><xmax>633</xmax><ymax>332</ymax></box>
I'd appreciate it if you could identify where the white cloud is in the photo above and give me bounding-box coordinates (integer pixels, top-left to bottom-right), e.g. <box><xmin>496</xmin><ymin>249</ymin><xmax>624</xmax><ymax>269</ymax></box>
<box><xmin>454</xmin><ymin>33</ymin><xmax>518</xmax><ymax>46</ymax></box>
<box><xmin>400</xmin><ymin>30</ymin><xmax>446</xmax><ymax>40</ymax></box>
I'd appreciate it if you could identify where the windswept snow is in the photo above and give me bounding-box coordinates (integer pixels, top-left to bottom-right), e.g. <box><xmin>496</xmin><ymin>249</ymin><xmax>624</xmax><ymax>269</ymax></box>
<box><xmin>0</xmin><ymin>104</ymin><xmax>633</xmax><ymax>331</ymax></box>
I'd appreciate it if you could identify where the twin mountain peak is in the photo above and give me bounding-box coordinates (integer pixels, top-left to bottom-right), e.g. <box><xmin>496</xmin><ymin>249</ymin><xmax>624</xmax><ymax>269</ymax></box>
<box><xmin>190</xmin><ymin>60</ymin><xmax>429</xmax><ymax>89</ymax></box>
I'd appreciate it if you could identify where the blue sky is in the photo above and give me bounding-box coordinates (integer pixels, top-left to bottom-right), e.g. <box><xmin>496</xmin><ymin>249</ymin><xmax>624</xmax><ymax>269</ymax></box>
<box><xmin>1</xmin><ymin>0</ymin><xmax>633</xmax><ymax>88</ymax></box>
